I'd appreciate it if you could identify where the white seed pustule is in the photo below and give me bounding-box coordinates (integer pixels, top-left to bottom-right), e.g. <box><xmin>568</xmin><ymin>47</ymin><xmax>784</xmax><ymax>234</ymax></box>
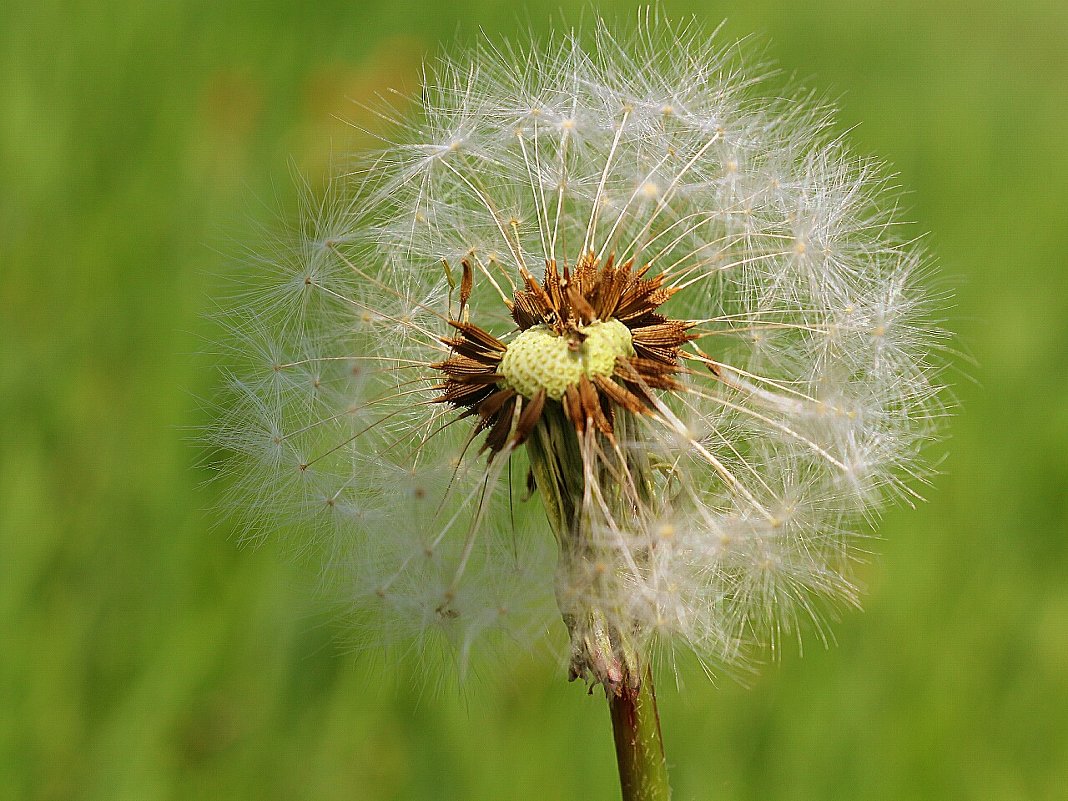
<box><xmin>499</xmin><ymin>320</ymin><xmax>635</xmax><ymax>400</ymax></box>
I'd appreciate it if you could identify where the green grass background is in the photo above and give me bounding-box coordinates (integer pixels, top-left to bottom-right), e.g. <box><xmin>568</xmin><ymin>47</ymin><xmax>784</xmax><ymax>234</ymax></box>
<box><xmin>3</xmin><ymin>1</ymin><xmax>1067</xmax><ymax>799</ymax></box>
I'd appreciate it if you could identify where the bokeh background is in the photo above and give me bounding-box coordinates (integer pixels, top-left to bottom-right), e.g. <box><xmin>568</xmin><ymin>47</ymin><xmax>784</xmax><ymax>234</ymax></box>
<box><xmin>3</xmin><ymin>0</ymin><xmax>1067</xmax><ymax>799</ymax></box>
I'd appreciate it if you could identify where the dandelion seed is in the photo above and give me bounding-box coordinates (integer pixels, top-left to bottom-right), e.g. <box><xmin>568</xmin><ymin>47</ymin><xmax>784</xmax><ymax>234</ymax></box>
<box><xmin>214</xmin><ymin>13</ymin><xmax>949</xmax><ymax>800</ymax></box>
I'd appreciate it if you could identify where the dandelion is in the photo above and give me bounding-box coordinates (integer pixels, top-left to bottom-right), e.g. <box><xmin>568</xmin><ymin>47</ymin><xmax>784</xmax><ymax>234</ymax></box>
<box><xmin>215</xmin><ymin>13</ymin><xmax>948</xmax><ymax>799</ymax></box>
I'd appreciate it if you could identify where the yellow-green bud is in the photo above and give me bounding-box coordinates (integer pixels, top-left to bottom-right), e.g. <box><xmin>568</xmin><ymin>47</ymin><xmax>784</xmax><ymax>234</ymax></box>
<box><xmin>499</xmin><ymin>319</ymin><xmax>634</xmax><ymax>400</ymax></box>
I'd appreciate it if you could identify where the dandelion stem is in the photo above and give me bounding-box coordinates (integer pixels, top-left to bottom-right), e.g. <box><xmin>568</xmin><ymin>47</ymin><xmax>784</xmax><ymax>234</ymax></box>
<box><xmin>525</xmin><ymin>407</ymin><xmax>672</xmax><ymax>797</ymax></box>
<box><xmin>608</xmin><ymin>664</ymin><xmax>671</xmax><ymax>801</ymax></box>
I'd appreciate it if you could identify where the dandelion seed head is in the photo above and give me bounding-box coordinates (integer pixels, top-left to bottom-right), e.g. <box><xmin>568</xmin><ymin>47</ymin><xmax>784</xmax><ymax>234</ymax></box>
<box><xmin>214</xmin><ymin>14</ymin><xmax>949</xmax><ymax>682</ymax></box>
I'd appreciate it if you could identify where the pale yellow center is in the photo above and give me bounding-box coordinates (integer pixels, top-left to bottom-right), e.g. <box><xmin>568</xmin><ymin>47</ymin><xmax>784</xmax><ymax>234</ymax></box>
<box><xmin>498</xmin><ymin>319</ymin><xmax>634</xmax><ymax>400</ymax></box>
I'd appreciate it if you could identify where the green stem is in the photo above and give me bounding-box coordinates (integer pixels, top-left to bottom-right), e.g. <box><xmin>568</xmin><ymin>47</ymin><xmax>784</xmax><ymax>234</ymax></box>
<box><xmin>526</xmin><ymin>408</ymin><xmax>670</xmax><ymax>797</ymax></box>
<box><xmin>608</xmin><ymin>664</ymin><xmax>671</xmax><ymax>801</ymax></box>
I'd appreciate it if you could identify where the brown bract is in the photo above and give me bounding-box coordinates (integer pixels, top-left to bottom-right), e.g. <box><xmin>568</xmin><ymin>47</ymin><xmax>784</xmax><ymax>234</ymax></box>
<box><xmin>431</xmin><ymin>253</ymin><xmax>696</xmax><ymax>458</ymax></box>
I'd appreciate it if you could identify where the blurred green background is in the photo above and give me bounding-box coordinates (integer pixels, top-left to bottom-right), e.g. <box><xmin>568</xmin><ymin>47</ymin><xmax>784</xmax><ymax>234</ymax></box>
<box><xmin>3</xmin><ymin>0</ymin><xmax>1067</xmax><ymax>799</ymax></box>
